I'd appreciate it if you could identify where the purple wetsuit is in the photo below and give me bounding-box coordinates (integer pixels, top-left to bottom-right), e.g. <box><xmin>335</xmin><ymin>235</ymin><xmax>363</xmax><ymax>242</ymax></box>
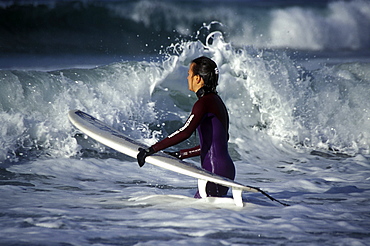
<box><xmin>152</xmin><ymin>88</ymin><xmax>236</xmax><ymax>197</ymax></box>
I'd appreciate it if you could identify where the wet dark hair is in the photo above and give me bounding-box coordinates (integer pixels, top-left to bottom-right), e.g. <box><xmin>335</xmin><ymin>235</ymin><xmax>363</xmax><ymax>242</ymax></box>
<box><xmin>191</xmin><ymin>56</ymin><xmax>219</xmax><ymax>92</ymax></box>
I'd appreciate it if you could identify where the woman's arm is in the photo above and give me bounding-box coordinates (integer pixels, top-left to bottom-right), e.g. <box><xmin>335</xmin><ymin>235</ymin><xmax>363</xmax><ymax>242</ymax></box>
<box><xmin>151</xmin><ymin>99</ymin><xmax>205</xmax><ymax>152</ymax></box>
<box><xmin>165</xmin><ymin>145</ymin><xmax>201</xmax><ymax>159</ymax></box>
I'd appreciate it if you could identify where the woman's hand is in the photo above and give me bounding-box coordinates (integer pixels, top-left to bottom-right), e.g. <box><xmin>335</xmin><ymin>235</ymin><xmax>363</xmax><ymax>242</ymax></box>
<box><xmin>137</xmin><ymin>147</ymin><xmax>155</xmax><ymax>167</ymax></box>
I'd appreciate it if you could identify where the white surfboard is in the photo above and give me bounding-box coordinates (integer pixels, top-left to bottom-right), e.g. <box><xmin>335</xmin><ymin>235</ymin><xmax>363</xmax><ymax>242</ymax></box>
<box><xmin>68</xmin><ymin>110</ymin><xmax>288</xmax><ymax>207</ymax></box>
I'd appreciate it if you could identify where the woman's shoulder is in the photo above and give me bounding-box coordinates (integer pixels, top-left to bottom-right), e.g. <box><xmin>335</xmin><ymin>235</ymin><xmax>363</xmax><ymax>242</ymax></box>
<box><xmin>203</xmin><ymin>92</ymin><xmax>223</xmax><ymax>103</ymax></box>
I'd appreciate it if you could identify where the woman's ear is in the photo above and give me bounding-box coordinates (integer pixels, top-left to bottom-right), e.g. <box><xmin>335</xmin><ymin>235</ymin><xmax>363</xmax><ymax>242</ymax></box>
<box><xmin>194</xmin><ymin>74</ymin><xmax>201</xmax><ymax>82</ymax></box>
<box><xmin>195</xmin><ymin>75</ymin><xmax>204</xmax><ymax>85</ymax></box>
<box><xmin>198</xmin><ymin>76</ymin><xmax>205</xmax><ymax>87</ymax></box>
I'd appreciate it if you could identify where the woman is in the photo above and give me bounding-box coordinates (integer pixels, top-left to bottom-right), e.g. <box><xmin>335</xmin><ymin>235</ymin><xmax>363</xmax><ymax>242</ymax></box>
<box><xmin>137</xmin><ymin>56</ymin><xmax>235</xmax><ymax>197</ymax></box>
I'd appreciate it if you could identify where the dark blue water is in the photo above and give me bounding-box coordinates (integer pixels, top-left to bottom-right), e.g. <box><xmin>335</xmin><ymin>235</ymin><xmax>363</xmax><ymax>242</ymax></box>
<box><xmin>1</xmin><ymin>0</ymin><xmax>369</xmax><ymax>69</ymax></box>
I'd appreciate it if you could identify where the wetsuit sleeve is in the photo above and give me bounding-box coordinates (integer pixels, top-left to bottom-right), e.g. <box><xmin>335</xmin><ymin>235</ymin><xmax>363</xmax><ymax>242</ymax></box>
<box><xmin>179</xmin><ymin>145</ymin><xmax>201</xmax><ymax>159</ymax></box>
<box><xmin>151</xmin><ymin>100</ymin><xmax>205</xmax><ymax>152</ymax></box>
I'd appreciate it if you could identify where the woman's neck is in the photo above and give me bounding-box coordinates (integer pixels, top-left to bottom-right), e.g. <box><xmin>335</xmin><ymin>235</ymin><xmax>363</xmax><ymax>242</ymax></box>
<box><xmin>196</xmin><ymin>86</ymin><xmax>217</xmax><ymax>98</ymax></box>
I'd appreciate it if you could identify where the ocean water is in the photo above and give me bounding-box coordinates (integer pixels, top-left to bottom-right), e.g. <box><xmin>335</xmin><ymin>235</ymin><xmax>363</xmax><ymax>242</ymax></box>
<box><xmin>1</xmin><ymin>0</ymin><xmax>370</xmax><ymax>245</ymax></box>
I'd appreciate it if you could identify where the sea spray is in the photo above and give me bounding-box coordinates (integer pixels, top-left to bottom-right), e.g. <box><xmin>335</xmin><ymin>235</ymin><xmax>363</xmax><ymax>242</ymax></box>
<box><xmin>0</xmin><ymin>30</ymin><xmax>369</xmax><ymax>163</ymax></box>
<box><xmin>0</xmin><ymin>61</ymin><xmax>165</xmax><ymax>162</ymax></box>
<box><xmin>157</xmin><ymin>32</ymin><xmax>370</xmax><ymax>159</ymax></box>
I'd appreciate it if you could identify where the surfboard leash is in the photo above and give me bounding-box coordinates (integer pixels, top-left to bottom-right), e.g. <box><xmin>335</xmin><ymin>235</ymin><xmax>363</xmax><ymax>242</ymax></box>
<box><xmin>248</xmin><ymin>186</ymin><xmax>290</xmax><ymax>206</ymax></box>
